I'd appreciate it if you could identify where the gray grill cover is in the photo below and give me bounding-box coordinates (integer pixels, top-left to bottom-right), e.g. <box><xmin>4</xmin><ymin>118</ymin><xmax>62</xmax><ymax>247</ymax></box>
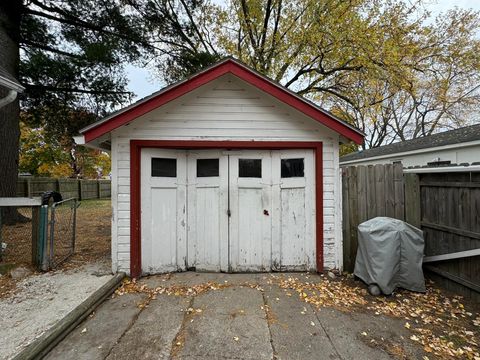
<box><xmin>354</xmin><ymin>217</ymin><xmax>426</xmax><ymax>295</ymax></box>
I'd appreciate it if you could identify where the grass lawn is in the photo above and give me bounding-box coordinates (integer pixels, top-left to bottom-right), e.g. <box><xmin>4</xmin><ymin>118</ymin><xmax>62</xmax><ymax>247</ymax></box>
<box><xmin>0</xmin><ymin>198</ymin><xmax>112</xmax><ymax>297</ymax></box>
<box><xmin>62</xmin><ymin>198</ymin><xmax>111</xmax><ymax>267</ymax></box>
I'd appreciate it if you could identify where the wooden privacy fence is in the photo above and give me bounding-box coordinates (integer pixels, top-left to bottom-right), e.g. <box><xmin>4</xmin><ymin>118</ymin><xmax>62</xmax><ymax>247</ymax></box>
<box><xmin>342</xmin><ymin>164</ymin><xmax>480</xmax><ymax>301</ymax></box>
<box><xmin>419</xmin><ymin>172</ymin><xmax>480</xmax><ymax>301</ymax></box>
<box><xmin>342</xmin><ymin>163</ymin><xmax>408</xmax><ymax>272</ymax></box>
<box><xmin>16</xmin><ymin>177</ymin><xmax>111</xmax><ymax>200</ymax></box>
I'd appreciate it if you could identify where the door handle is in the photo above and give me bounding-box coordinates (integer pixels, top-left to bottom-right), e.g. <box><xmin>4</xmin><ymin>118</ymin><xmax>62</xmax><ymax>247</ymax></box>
<box><xmin>263</xmin><ymin>209</ymin><xmax>269</xmax><ymax>216</ymax></box>
<box><xmin>227</xmin><ymin>209</ymin><xmax>231</xmax><ymax>217</ymax></box>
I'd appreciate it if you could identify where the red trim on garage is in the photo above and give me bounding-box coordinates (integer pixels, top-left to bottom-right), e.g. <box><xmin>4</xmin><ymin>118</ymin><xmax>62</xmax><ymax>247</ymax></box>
<box><xmin>130</xmin><ymin>140</ymin><xmax>324</xmax><ymax>278</ymax></box>
<box><xmin>315</xmin><ymin>142</ymin><xmax>323</xmax><ymax>271</ymax></box>
<box><xmin>83</xmin><ymin>59</ymin><xmax>363</xmax><ymax>144</ymax></box>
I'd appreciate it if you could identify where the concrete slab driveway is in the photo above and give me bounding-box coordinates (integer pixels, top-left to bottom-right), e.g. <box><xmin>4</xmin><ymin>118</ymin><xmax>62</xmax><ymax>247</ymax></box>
<box><xmin>45</xmin><ymin>273</ymin><xmax>425</xmax><ymax>360</ymax></box>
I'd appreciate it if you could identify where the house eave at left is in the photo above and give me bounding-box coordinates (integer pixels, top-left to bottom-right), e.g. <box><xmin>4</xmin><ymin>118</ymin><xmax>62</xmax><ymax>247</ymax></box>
<box><xmin>74</xmin><ymin>134</ymin><xmax>111</xmax><ymax>151</ymax></box>
<box><xmin>0</xmin><ymin>72</ymin><xmax>24</xmax><ymax>93</ymax></box>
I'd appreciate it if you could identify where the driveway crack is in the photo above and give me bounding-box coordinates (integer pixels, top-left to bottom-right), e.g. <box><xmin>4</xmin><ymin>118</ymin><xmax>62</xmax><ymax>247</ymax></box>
<box><xmin>309</xmin><ymin>304</ymin><xmax>344</xmax><ymax>360</ymax></box>
<box><xmin>103</xmin><ymin>298</ymin><xmax>148</xmax><ymax>360</ymax></box>
<box><xmin>169</xmin><ymin>296</ymin><xmax>194</xmax><ymax>360</ymax></box>
<box><xmin>261</xmin><ymin>292</ymin><xmax>278</xmax><ymax>360</ymax></box>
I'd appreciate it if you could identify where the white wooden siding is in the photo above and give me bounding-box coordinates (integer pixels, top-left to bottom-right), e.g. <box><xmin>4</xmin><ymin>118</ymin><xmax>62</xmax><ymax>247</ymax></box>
<box><xmin>110</xmin><ymin>74</ymin><xmax>343</xmax><ymax>273</ymax></box>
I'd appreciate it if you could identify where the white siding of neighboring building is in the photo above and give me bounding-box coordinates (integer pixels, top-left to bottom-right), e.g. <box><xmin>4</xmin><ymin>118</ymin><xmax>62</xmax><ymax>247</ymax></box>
<box><xmin>341</xmin><ymin>142</ymin><xmax>480</xmax><ymax>168</ymax></box>
<box><xmin>109</xmin><ymin>74</ymin><xmax>343</xmax><ymax>274</ymax></box>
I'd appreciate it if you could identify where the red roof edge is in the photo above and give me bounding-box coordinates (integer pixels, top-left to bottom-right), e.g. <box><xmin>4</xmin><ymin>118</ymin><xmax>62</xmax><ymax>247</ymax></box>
<box><xmin>82</xmin><ymin>59</ymin><xmax>364</xmax><ymax>145</ymax></box>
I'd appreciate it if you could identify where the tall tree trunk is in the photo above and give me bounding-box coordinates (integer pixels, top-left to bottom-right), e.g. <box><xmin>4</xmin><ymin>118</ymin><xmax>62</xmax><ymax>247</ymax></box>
<box><xmin>0</xmin><ymin>1</ymin><xmax>23</xmax><ymax>224</ymax></box>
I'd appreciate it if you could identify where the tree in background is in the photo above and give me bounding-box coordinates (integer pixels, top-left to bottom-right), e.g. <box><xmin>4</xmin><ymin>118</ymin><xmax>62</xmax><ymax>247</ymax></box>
<box><xmin>19</xmin><ymin>120</ymin><xmax>111</xmax><ymax>178</ymax></box>
<box><xmin>2</xmin><ymin>0</ymin><xmax>480</xmax><ymax>196</ymax></box>
<box><xmin>217</xmin><ymin>0</ymin><xmax>480</xmax><ymax>149</ymax></box>
<box><xmin>0</xmin><ymin>0</ymin><xmax>148</xmax><ymax>207</ymax></box>
<box><xmin>125</xmin><ymin>0</ymin><xmax>222</xmax><ymax>83</ymax></box>
<box><xmin>328</xmin><ymin>8</ymin><xmax>480</xmax><ymax>148</ymax></box>
<box><xmin>135</xmin><ymin>0</ymin><xmax>480</xmax><ymax>150</ymax></box>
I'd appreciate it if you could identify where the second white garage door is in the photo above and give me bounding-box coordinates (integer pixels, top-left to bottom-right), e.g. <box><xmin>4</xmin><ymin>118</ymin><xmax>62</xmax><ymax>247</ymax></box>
<box><xmin>141</xmin><ymin>149</ymin><xmax>315</xmax><ymax>274</ymax></box>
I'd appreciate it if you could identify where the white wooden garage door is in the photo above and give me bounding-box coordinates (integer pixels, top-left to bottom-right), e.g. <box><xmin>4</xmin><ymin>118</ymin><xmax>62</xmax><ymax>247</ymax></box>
<box><xmin>141</xmin><ymin>149</ymin><xmax>315</xmax><ymax>274</ymax></box>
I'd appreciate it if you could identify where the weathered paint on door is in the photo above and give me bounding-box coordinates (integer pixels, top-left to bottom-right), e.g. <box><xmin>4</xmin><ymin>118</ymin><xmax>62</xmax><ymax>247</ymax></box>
<box><xmin>141</xmin><ymin>149</ymin><xmax>187</xmax><ymax>273</ymax></box>
<box><xmin>272</xmin><ymin>150</ymin><xmax>316</xmax><ymax>270</ymax></box>
<box><xmin>140</xmin><ymin>148</ymin><xmax>315</xmax><ymax>274</ymax></box>
<box><xmin>228</xmin><ymin>151</ymin><xmax>273</xmax><ymax>271</ymax></box>
<box><xmin>187</xmin><ymin>150</ymin><xmax>229</xmax><ymax>271</ymax></box>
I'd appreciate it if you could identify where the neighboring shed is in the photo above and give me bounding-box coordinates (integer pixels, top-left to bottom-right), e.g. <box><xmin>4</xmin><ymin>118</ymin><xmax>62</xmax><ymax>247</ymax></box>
<box><xmin>340</xmin><ymin>124</ymin><xmax>480</xmax><ymax>168</ymax></box>
<box><xmin>75</xmin><ymin>58</ymin><xmax>364</xmax><ymax>277</ymax></box>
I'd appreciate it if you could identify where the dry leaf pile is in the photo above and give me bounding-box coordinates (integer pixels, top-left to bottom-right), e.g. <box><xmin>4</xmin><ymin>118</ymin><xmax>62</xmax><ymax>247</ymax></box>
<box><xmin>114</xmin><ymin>278</ymin><xmax>265</xmax><ymax>308</ymax></box>
<box><xmin>114</xmin><ymin>278</ymin><xmax>231</xmax><ymax>308</ymax></box>
<box><xmin>114</xmin><ymin>275</ymin><xmax>479</xmax><ymax>359</ymax></box>
<box><xmin>271</xmin><ymin>275</ymin><xmax>479</xmax><ymax>360</ymax></box>
<box><xmin>273</xmin><ymin>275</ymin><xmax>368</xmax><ymax>310</ymax></box>
<box><xmin>115</xmin><ymin>277</ymin><xmax>265</xmax><ymax>298</ymax></box>
<box><xmin>368</xmin><ymin>288</ymin><xmax>479</xmax><ymax>359</ymax></box>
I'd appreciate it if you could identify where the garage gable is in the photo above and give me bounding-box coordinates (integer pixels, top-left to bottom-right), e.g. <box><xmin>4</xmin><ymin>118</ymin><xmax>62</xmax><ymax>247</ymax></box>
<box><xmin>111</xmin><ymin>73</ymin><xmax>343</xmax><ymax>141</ymax></box>
<box><xmin>79</xmin><ymin>58</ymin><xmax>364</xmax><ymax>145</ymax></box>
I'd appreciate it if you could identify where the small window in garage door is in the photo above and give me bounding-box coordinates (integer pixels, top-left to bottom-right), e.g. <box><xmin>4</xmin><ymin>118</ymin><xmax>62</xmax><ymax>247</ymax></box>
<box><xmin>238</xmin><ymin>159</ymin><xmax>262</xmax><ymax>178</ymax></box>
<box><xmin>151</xmin><ymin>158</ymin><xmax>177</xmax><ymax>177</ymax></box>
<box><xmin>196</xmin><ymin>158</ymin><xmax>220</xmax><ymax>177</ymax></box>
<box><xmin>281</xmin><ymin>158</ymin><xmax>304</xmax><ymax>178</ymax></box>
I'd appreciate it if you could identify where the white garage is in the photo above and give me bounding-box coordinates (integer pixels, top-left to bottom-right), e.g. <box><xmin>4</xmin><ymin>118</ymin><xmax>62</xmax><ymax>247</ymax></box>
<box><xmin>141</xmin><ymin>148</ymin><xmax>315</xmax><ymax>273</ymax></box>
<box><xmin>75</xmin><ymin>58</ymin><xmax>364</xmax><ymax>277</ymax></box>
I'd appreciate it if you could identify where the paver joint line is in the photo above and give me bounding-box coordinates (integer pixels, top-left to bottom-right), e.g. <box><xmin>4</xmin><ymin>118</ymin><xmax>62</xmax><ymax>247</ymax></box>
<box><xmin>103</xmin><ymin>296</ymin><xmax>148</xmax><ymax>360</ymax></box>
<box><xmin>309</xmin><ymin>303</ymin><xmax>344</xmax><ymax>360</ymax></box>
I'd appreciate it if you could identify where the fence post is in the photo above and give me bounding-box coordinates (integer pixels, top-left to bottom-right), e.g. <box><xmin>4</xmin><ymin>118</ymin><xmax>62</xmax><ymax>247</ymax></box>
<box><xmin>393</xmin><ymin>164</ymin><xmax>405</xmax><ymax>220</ymax></box>
<box><xmin>343</xmin><ymin>166</ymin><xmax>359</xmax><ymax>272</ymax></box>
<box><xmin>26</xmin><ymin>178</ymin><xmax>32</xmax><ymax>197</ymax></box>
<box><xmin>40</xmin><ymin>205</ymin><xmax>49</xmax><ymax>271</ymax></box>
<box><xmin>349</xmin><ymin>166</ymin><xmax>359</xmax><ymax>272</ymax></box>
<box><xmin>31</xmin><ymin>207</ymin><xmax>40</xmax><ymax>266</ymax></box>
<box><xmin>78</xmin><ymin>180</ymin><xmax>83</xmax><ymax>201</ymax></box>
<box><xmin>405</xmin><ymin>173</ymin><xmax>421</xmax><ymax>228</ymax></box>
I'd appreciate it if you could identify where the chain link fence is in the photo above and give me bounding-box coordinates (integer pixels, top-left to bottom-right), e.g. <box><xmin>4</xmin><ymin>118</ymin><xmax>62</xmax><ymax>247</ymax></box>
<box><xmin>0</xmin><ymin>206</ymin><xmax>35</xmax><ymax>267</ymax></box>
<box><xmin>0</xmin><ymin>196</ymin><xmax>78</xmax><ymax>272</ymax></box>
<box><xmin>48</xmin><ymin>199</ymin><xmax>77</xmax><ymax>268</ymax></box>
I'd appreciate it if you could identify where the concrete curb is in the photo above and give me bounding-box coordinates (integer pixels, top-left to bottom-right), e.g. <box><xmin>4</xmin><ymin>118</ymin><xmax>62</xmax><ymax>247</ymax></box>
<box><xmin>13</xmin><ymin>272</ymin><xmax>126</xmax><ymax>360</ymax></box>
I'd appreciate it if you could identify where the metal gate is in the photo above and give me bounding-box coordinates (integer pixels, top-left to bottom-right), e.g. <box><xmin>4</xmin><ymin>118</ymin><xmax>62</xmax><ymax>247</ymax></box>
<box><xmin>49</xmin><ymin>198</ymin><xmax>77</xmax><ymax>268</ymax></box>
<box><xmin>0</xmin><ymin>196</ymin><xmax>78</xmax><ymax>271</ymax></box>
<box><xmin>37</xmin><ymin>198</ymin><xmax>78</xmax><ymax>270</ymax></box>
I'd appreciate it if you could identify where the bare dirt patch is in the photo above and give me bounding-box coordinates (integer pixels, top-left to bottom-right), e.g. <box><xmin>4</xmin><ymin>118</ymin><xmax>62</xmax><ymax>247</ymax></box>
<box><xmin>0</xmin><ymin>199</ymin><xmax>111</xmax><ymax>298</ymax></box>
<box><xmin>59</xmin><ymin>199</ymin><xmax>111</xmax><ymax>268</ymax></box>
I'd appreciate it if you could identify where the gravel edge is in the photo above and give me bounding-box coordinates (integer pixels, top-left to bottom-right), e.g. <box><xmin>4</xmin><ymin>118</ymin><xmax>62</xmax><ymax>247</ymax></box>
<box><xmin>12</xmin><ymin>272</ymin><xmax>126</xmax><ymax>360</ymax></box>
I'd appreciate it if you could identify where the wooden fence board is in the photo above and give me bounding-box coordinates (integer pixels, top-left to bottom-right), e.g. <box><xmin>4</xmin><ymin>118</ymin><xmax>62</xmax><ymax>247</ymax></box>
<box><xmin>17</xmin><ymin>177</ymin><xmax>110</xmax><ymax>200</ymax></box>
<box><xmin>342</xmin><ymin>163</ymin><xmax>405</xmax><ymax>272</ymax></box>
<box><xmin>374</xmin><ymin>164</ymin><xmax>386</xmax><ymax>216</ymax></box>
<box><xmin>347</xmin><ymin>166</ymin><xmax>359</xmax><ymax>272</ymax></box>
<box><xmin>357</xmin><ymin>166</ymin><xmax>368</xmax><ymax>224</ymax></box>
<box><xmin>342</xmin><ymin>164</ymin><xmax>479</xmax><ymax>301</ymax></box>
<box><xmin>405</xmin><ymin>173</ymin><xmax>421</xmax><ymax>228</ymax></box>
<box><xmin>385</xmin><ymin>164</ymin><xmax>395</xmax><ymax>218</ymax></box>
<box><xmin>342</xmin><ymin>168</ymin><xmax>350</xmax><ymax>272</ymax></box>
<box><xmin>393</xmin><ymin>163</ymin><xmax>405</xmax><ymax>220</ymax></box>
